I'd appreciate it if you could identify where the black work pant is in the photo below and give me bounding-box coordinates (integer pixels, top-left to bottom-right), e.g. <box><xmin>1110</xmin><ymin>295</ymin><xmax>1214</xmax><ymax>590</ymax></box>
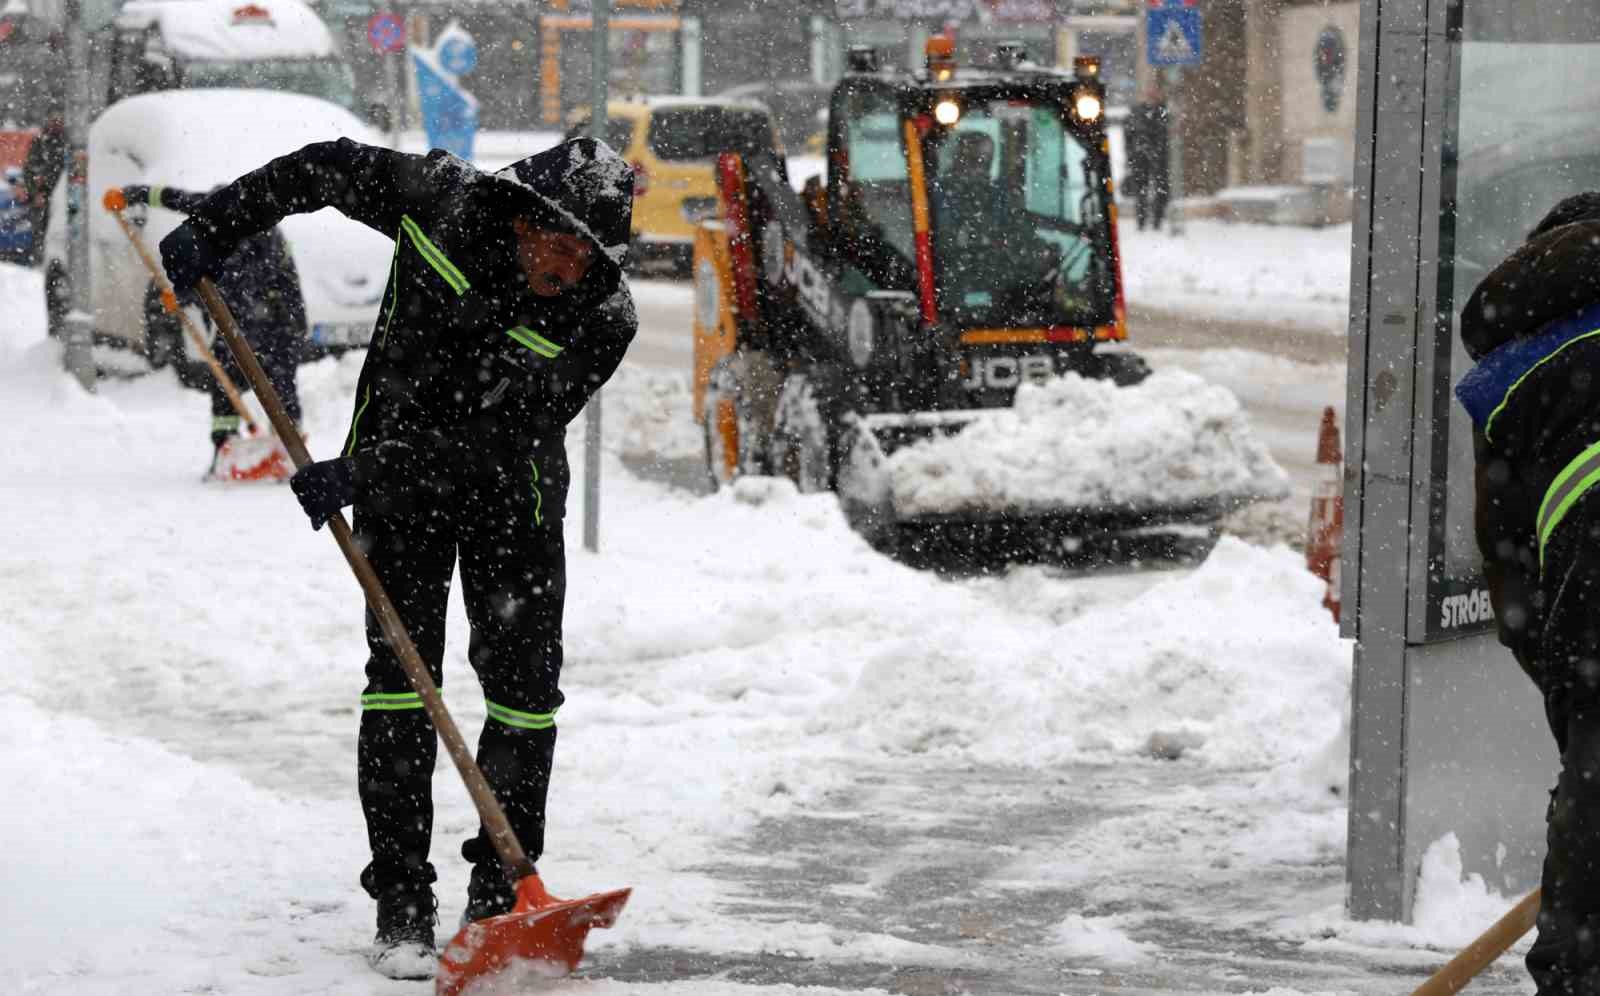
<box><xmin>352</xmin><ymin>467</ymin><xmax>566</xmax><ymax>899</ymax></box>
<box><xmin>209</xmin><ymin>322</ymin><xmax>301</xmax><ymax>443</ymax></box>
<box><xmin>1135</xmin><ymin>180</ymin><xmax>1169</xmax><ymax>231</ymax></box>
<box><xmin>1528</xmin><ymin>524</ymin><xmax>1600</xmax><ymax>995</ymax></box>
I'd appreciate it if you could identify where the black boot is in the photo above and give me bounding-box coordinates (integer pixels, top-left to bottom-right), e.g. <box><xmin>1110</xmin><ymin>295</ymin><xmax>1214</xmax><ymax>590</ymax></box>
<box><xmin>461</xmin><ymin>862</ymin><xmax>518</xmax><ymax>927</ymax></box>
<box><xmin>370</xmin><ymin>884</ymin><xmax>438</xmax><ymax>980</ymax></box>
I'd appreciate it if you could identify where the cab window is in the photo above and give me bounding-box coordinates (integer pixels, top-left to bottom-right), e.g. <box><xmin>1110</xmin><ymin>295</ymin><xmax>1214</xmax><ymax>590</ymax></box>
<box><xmin>839</xmin><ymin>88</ymin><xmax>913</xmax><ymax>261</ymax></box>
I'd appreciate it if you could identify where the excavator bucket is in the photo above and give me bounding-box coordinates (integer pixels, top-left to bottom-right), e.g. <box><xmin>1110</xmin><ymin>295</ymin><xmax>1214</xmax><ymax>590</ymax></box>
<box><xmin>435</xmin><ymin>876</ymin><xmax>630</xmax><ymax>996</ymax></box>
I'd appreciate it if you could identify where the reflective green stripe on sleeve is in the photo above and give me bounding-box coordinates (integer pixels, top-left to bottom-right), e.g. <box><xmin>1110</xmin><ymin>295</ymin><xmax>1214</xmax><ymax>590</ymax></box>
<box><xmin>212</xmin><ymin>414</ymin><xmax>241</xmax><ymax>432</ymax></box>
<box><xmin>506</xmin><ymin>326</ymin><xmax>563</xmax><ymax>359</ymax></box>
<box><xmin>485</xmin><ymin>699</ymin><xmax>557</xmax><ymax>730</ymax></box>
<box><xmin>148</xmin><ymin>185</ymin><xmax>165</xmax><ymax>208</ymax></box>
<box><xmin>361</xmin><ymin>691</ymin><xmax>425</xmax><ymax>711</ymax></box>
<box><xmin>1538</xmin><ymin>437</ymin><xmax>1600</xmax><ymax>568</ymax></box>
<box><xmin>399</xmin><ymin>215</ymin><xmax>469</xmax><ymax>295</ymax></box>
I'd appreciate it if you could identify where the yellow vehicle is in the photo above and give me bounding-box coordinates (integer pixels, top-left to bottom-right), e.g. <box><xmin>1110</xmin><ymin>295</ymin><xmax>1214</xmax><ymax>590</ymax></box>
<box><xmin>565</xmin><ymin>96</ymin><xmax>778</xmax><ymax>272</ymax></box>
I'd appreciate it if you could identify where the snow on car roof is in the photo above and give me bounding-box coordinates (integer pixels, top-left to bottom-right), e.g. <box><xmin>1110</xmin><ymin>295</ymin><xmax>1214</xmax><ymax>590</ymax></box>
<box><xmin>116</xmin><ymin>0</ymin><xmax>336</xmax><ymax>61</ymax></box>
<box><xmin>91</xmin><ymin>89</ymin><xmax>376</xmax><ymax>189</ymax></box>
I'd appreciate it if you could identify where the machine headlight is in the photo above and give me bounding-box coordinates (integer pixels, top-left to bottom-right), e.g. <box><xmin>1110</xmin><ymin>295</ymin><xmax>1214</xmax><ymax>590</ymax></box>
<box><xmin>847</xmin><ymin>298</ymin><xmax>875</xmax><ymax>368</ymax></box>
<box><xmin>934</xmin><ymin>99</ymin><xmax>961</xmax><ymax>126</ymax></box>
<box><xmin>1074</xmin><ymin>92</ymin><xmax>1103</xmax><ymax>122</ymax></box>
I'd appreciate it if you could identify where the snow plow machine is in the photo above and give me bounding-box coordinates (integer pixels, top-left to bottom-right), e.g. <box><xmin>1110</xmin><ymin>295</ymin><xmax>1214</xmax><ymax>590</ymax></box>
<box><xmin>690</xmin><ymin>40</ymin><xmax>1286</xmax><ymax>566</ymax></box>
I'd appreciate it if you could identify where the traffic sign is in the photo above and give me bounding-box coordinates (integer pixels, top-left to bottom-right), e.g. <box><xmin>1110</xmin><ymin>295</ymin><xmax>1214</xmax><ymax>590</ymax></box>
<box><xmin>1147</xmin><ymin>5</ymin><xmax>1202</xmax><ymax>66</ymax></box>
<box><xmin>367</xmin><ymin>13</ymin><xmax>405</xmax><ymax>54</ymax></box>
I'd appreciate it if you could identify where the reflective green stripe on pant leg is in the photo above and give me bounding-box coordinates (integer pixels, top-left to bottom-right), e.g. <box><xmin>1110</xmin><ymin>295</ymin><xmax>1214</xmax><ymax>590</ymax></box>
<box><xmin>530</xmin><ymin>459</ymin><xmax>543</xmax><ymax>527</ymax></box>
<box><xmin>1539</xmin><ymin>437</ymin><xmax>1600</xmax><ymax>569</ymax></box>
<box><xmin>485</xmin><ymin>699</ymin><xmax>556</xmax><ymax>730</ymax></box>
<box><xmin>362</xmin><ymin>691</ymin><xmax>425</xmax><ymax>711</ymax></box>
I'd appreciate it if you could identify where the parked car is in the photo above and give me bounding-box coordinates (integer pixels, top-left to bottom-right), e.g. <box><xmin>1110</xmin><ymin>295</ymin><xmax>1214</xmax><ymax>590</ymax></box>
<box><xmin>714</xmin><ymin>79</ymin><xmax>831</xmax><ymax>154</ymax></box>
<box><xmin>565</xmin><ymin>96</ymin><xmax>778</xmax><ymax>273</ymax></box>
<box><xmin>0</xmin><ymin>165</ymin><xmax>32</xmax><ymax>265</ymax></box>
<box><xmin>42</xmin><ymin>89</ymin><xmax>393</xmax><ymax>380</ymax></box>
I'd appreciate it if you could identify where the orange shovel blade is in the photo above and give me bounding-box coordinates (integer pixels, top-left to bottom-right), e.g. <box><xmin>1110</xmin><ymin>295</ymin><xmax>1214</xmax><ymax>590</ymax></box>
<box><xmin>435</xmin><ymin>876</ymin><xmax>631</xmax><ymax>996</ymax></box>
<box><xmin>212</xmin><ymin>436</ymin><xmax>292</xmax><ymax>483</ymax></box>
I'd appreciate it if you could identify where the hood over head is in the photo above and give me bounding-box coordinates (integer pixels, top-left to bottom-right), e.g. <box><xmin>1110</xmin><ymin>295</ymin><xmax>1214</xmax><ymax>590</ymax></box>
<box><xmin>487</xmin><ymin>137</ymin><xmax>634</xmax><ymax>307</ymax></box>
<box><xmin>1461</xmin><ymin>202</ymin><xmax>1600</xmax><ymax>361</ymax></box>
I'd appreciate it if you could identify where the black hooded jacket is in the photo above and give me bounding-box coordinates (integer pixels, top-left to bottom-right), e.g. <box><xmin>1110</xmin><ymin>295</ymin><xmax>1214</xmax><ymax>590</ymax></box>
<box><xmin>179</xmin><ymin>137</ymin><xmax>637</xmax><ymax>518</ymax></box>
<box><xmin>1458</xmin><ymin>212</ymin><xmax>1600</xmax><ymax>671</ymax></box>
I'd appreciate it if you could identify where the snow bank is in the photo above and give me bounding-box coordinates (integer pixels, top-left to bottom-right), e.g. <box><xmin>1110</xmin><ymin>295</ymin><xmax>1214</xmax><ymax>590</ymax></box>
<box><xmin>817</xmin><ymin>536</ymin><xmax>1349</xmax><ymax>772</ymax></box>
<box><xmin>1119</xmin><ymin>220</ymin><xmax>1352</xmax><ymax>332</ymax></box>
<box><xmin>860</xmin><ymin>370</ymin><xmax>1289</xmax><ymax>519</ymax></box>
<box><xmin>0</xmin><ymin>262</ymin><xmax>45</xmax><ymax>354</ymax></box>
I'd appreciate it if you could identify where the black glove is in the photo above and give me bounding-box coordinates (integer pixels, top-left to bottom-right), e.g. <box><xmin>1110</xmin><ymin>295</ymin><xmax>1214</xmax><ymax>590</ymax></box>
<box><xmin>290</xmin><ymin>457</ymin><xmax>359</xmax><ymax>530</ymax></box>
<box><xmin>121</xmin><ymin>184</ymin><xmax>153</xmax><ymax>207</ymax></box>
<box><xmin>159</xmin><ymin>220</ymin><xmax>228</xmax><ymax>294</ymax></box>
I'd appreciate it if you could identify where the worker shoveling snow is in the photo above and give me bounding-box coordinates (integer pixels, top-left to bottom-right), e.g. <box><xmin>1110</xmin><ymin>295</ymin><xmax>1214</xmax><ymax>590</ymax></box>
<box><xmin>840</xmin><ymin>369</ymin><xmax>1289</xmax><ymax>533</ymax></box>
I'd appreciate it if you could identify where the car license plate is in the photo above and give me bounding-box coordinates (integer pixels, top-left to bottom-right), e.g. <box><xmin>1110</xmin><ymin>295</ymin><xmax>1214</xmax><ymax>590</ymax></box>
<box><xmin>310</xmin><ymin>321</ymin><xmax>371</xmax><ymax>347</ymax></box>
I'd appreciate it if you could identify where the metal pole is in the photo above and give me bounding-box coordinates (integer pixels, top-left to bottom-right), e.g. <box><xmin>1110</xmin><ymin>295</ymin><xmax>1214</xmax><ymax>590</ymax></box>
<box><xmin>583</xmin><ymin>0</ymin><xmax>608</xmax><ymax>553</ymax></box>
<box><xmin>1165</xmin><ymin>64</ymin><xmax>1185</xmax><ymax>237</ymax></box>
<box><xmin>61</xmin><ymin>0</ymin><xmax>96</xmax><ymax>390</ymax></box>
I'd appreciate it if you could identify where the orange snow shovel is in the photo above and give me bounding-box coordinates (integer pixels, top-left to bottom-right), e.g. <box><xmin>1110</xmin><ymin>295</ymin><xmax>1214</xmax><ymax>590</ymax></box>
<box><xmin>1410</xmin><ymin>887</ymin><xmax>1540</xmax><ymax>996</ymax></box>
<box><xmin>193</xmin><ymin>278</ymin><xmax>630</xmax><ymax>993</ymax></box>
<box><xmin>104</xmin><ymin>189</ymin><xmax>290</xmax><ymax>482</ymax></box>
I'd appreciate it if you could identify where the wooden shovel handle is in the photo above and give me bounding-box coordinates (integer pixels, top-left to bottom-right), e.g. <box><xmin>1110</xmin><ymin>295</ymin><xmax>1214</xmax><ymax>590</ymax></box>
<box><xmin>196</xmin><ymin>278</ymin><xmax>536</xmax><ymax>883</ymax></box>
<box><xmin>1411</xmin><ymin>887</ymin><xmax>1541</xmax><ymax>996</ymax></box>
<box><xmin>105</xmin><ymin>202</ymin><xmax>260</xmax><ymax>435</ymax></box>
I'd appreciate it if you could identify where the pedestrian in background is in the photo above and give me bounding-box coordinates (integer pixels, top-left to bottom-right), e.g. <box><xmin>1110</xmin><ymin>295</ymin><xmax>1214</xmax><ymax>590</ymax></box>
<box><xmin>1125</xmin><ymin>83</ymin><xmax>1171</xmax><ymax>232</ymax></box>
<box><xmin>1457</xmin><ymin>190</ymin><xmax>1600</xmax><ymax>996</ymax></box>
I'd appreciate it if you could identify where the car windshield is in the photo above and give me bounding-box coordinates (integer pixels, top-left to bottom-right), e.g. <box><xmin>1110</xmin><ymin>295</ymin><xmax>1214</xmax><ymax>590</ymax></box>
<box><xmin>648</xmin><ymin>107</ymin><xmax>773</xmax><ymax>161</ymax></box>
<box><xmin>182</xmin><ymin>58</ymin><xmax>358</xmax><ymax>114</ymax></box>
<box><xmin>928</xmin><ymin>98</ymin><xmax>1113</xmax><ymax>327</ymax></box>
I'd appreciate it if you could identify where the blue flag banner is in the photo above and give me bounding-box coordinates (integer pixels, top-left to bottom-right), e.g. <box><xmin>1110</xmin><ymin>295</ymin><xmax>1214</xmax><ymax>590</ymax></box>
<box><xmin>412</xmin><ymin>21</ymin><xmax>480</xmax><ymax>160</ymax></box>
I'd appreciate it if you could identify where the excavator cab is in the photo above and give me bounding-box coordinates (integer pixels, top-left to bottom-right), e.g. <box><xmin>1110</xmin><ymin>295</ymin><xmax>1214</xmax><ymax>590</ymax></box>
<box><xmin>820</xmin><ymin>49</ymin><xmax>1123</xmax><ymax>372</ymax></box>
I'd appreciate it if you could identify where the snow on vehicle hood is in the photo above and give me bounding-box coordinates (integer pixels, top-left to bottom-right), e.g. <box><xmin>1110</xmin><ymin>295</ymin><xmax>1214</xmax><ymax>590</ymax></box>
<box><xmin>491</xmin><ymin>137</ymin><xmax>634</xmax><ymax>302</ymax></box>
<box><xmin>116</xmin><ymin>0</ymin><xmax>336</xmax><ymax>60</ymax></box>
<box><xmin>90</xmin><ymin>89</ymin><xmax>392</xmax><ymax>319</ymax></box>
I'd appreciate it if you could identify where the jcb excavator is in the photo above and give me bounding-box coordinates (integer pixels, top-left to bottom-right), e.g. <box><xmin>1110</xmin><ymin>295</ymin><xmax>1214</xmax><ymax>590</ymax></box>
<box><xmin>691</xmin><ymin>39</ymin><xmax>1284</xmax><ymax>562</ymax></box>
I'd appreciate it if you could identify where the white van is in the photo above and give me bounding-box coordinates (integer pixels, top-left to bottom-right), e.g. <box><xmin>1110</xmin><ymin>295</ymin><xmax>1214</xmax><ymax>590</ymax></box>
<box><xmin>103</xmin><ymin>0</ymin><xmax>364</xmax><ymax>119</ymax></box>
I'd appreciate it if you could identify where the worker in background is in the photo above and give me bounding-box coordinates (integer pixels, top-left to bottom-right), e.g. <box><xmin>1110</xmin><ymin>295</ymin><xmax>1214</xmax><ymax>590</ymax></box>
<box><xmin>122</xmin><ymin>184</ymin><xmax>305</xmax><ymax>478</ymax></box>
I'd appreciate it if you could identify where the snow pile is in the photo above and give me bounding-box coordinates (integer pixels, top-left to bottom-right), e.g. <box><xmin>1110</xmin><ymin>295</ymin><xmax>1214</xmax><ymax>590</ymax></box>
<box><xmin>607</xmin><ymin>363</ymin><xmax>704</xmax><ymax>463</ymax></box>
<box><xmin>816</xmin><ymin>537</ymin><xmax>1349</xmax><ymax>773</ymax></box>
<box><xmin>1051</xmin><ymin>914</ymin><xmax>1155</xmax><ymax>965</ymax></box>
<box><xmin>1412</xmin><ymin>834</ymin><xmax>1530</xmax><ymax>949</ymax></box>
<box><xmin>872</xmin><ymin>370</ymin><xmax>1289</xmax><ymax>519</ymax></box>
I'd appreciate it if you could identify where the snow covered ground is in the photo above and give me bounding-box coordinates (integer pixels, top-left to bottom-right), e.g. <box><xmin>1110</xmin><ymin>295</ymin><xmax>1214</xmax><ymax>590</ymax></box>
<box><xmin>0</xmin><ymin>175</ymin><xmax>1528</xmax><ymax>996</ymax></box>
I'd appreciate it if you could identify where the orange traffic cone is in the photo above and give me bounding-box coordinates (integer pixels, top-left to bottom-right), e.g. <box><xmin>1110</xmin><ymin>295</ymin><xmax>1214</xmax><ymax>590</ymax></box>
<box><xmin>1306</xmin><ymin>406</ymin><xmax>1344</xmax><ymax>623</ymax></box>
